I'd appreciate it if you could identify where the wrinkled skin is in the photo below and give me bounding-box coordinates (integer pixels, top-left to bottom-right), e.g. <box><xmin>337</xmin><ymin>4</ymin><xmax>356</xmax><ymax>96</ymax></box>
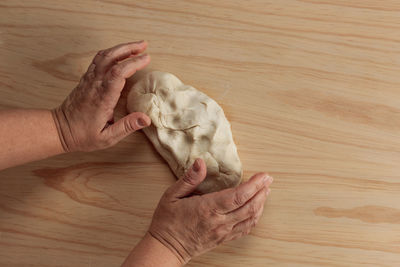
<box><xmin>149</xmin><ymin>158</ymin><xmax>273</xmax><ymax>264</ymax></box>
<box><xmin>52</xmin><ymin>41</ymin><xmax>151</xmax><ymax>152</ymax></box>
<box><xmin>51</xmin><ymin>41</ymin><xmax>273</xmax><ymax>265</ymax></box>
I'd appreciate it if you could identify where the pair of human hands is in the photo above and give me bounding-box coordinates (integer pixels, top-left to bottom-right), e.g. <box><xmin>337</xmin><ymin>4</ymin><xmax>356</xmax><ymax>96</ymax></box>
<box><xmin>52</xmin><ymin>41</ymin><xmax>273</xmax><ymax>264</ymax></box>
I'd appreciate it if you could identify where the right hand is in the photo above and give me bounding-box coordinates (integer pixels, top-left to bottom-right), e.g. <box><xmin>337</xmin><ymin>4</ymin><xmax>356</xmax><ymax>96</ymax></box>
<box><xmin>148</xmin><ymin>159</ymin><xmax>273</xmax><ymax>264</ymax></box>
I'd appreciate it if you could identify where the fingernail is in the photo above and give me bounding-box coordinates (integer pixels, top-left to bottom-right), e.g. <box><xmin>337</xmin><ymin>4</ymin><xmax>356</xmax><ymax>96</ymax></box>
<box><xmin>263</xmin><ymin>174</ymin><xmax>273</xmax><ymax>184</ymax></box>
<box><xmin>137</xmin><ymin>118</ymin><xmax>147</xmax><ymax>127</ymax></box>
<box><xmin>193</xmin><ymin>159</ymin><xmax>201</xmax><ymax>172</ymax></box>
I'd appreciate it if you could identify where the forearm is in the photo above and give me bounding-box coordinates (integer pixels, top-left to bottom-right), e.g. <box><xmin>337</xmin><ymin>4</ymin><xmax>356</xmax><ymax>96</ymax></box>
<box><xmin>122</xmin><ymin>232</ymin><xmax>183</xmax><ymax>267</ymax></box>
<box><xmin>0</xmin><ymin>109</ymin><xmax>64</xmax><ymax>170</ymax></box>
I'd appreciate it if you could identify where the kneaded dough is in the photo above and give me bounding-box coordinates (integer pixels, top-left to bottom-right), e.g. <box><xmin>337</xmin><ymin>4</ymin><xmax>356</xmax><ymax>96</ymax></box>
<box><xmin>127</xmin><ymin>71</ymin><xmax>242</xmax><ymax>193</ymax></box>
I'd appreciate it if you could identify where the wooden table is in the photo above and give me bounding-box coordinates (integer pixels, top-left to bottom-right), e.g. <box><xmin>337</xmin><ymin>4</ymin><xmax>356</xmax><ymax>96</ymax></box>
<box><xmin>1</xmin><ymin>1</ymin><xmax>399</xmax><ymax>266</ymax></box>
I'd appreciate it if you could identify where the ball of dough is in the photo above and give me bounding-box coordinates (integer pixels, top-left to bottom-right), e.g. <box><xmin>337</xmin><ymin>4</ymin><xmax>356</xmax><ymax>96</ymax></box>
<box><xmin>127</xmin><ymin>71</ymin><xmax>242</xmax><ymax>193</ymax></box>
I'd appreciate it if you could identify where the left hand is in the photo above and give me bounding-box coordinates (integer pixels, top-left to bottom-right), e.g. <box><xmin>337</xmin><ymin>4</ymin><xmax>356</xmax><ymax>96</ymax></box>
<box><xmin>52</xmin><ymin>41</ymin><xmax>151</xmax><ymax>152</ymax></box>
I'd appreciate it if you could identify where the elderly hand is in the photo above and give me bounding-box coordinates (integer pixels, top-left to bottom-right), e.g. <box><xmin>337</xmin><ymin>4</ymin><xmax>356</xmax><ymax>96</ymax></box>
<box><xmin>149</xmin><ymin>159</ymin><xmax>273</xmax><ymax>264</ymax></box>
<box><xmin>52</xmin><ymin>41</ymin><xmax>151</xmax><ymax>152</ymax></box>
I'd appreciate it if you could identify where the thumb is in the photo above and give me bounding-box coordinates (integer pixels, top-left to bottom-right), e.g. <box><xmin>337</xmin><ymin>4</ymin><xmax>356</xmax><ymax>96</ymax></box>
<box><xmin>167</xmin><ymin>158</ymin><xmax>207</xmax><ymax>199</ymax></box>
<box><xmin>104</xmin><ymin>112</ymin><xmax>151</xmax><ymax>143</ymax></box>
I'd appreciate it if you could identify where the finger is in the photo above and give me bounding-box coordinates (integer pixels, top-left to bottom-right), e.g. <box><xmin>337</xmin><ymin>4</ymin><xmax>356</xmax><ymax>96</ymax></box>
<box><xmin>225</xmin><ymin>185</ymin><xmax>269</xmax><ymax>223</ymax></box>
<box><xmin>103</xmin><ymin>54</ymin><xmax>150</xmax><ymax>94</ymax></box>
<box><xmin>85</xmin><ymin>63</ymin><xmax>96</xmax><ymax>80</ymax></box>
<box><xmin>244</xmin><ymin>188</ymin><xmax>269</xmax><ymax>225</ymax></box>
<box><xmin>93</xmin><ymin>41</ymin><xmax>148</xmax><ymax>74</ymax></box>
<box><xmin>212</xmin><ymin>173</ymin><xmax>273</xmax><ymax>213</ymax></box>
<box><xmin>103</xmin><ymin>112</ymin><xmax>151</xmax><ymax>144</ymax></box>
<box><xmin>252</xmin><ymin>189</ymin><xmax>269</xmax><ymax>224</ymax></box>
<box><xmin>166</xmin><ymin>158</ymin><xmax>207</xmax><ymax>199</ymax></box>
<box><xmin>223</xmin><ymin>231</ymin><xmax>243</xmax><ymax>243</ymax></box>
<box><xmin>224</xmin><ymin>216</ymin><xmax>256</xmax><ymax>242</ymax></box>
<box><xmin>224</xmin><ymin>190</ymin><xmax>270</xmax><ymax>243</ymax></box>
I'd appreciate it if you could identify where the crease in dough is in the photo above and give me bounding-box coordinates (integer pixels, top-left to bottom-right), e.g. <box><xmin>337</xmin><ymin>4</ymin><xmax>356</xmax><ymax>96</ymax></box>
<box><xmin>127</xmin><ymin>71</ymin><xmax>242</xmax><ymax>193</ymax></box>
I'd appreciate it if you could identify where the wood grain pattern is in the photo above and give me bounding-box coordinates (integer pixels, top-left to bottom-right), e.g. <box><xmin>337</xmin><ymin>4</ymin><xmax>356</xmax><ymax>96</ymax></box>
<box><xmin>1</xmin><ymin>0</ymin><xmax>400</xmax><ymax>266</ymax></box>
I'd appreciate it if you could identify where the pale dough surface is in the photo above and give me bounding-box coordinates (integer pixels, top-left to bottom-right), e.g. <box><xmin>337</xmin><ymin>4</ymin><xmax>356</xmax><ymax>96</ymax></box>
<box><xmin>127</xmin><ymin>71</ymin><xmax>242</xmax><ymax>193</ymax></box>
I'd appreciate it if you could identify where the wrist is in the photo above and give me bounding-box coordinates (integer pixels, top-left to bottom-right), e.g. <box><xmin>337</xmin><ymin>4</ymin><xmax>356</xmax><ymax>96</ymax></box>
<box><xmin>51</xmin><ymin>106</ymin><xmax>74</xmax><ymax>153</ymax></box>
<box><xmin>145</xmin><ymin>232</ymin><xmax>186</xmax><ymax>266</ymax></box>
<box><xmin>148</xmin><ymin>231</ymin><xmax>191</xmax><ymax>265</ymax></box>
<box><xmin>122</xmin><ymin>232</ymin><xmax>184</xmax><ymax>267</ymax></box>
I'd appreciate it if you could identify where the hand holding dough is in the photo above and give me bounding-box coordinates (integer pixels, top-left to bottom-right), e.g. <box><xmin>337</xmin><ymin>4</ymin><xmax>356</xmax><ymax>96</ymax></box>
<box><xmin>127</xmin><ymin>71</ymin><xmax>242</xmax><ymax>193</ymax></box>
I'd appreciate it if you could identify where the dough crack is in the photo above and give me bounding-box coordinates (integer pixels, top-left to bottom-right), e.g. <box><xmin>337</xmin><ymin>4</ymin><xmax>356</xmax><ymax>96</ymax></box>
<box><xmin>127</xmin><ymin>71</ymin><xmax>242</xmax><ymax>193</ymax></box>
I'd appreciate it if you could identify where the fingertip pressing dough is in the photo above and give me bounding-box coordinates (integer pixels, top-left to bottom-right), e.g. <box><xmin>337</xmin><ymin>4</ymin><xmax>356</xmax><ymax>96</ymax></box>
<box><xmin>127</xmin><ymin>71</ymin><xmax>242</xmax><ymax>193</ymax></box>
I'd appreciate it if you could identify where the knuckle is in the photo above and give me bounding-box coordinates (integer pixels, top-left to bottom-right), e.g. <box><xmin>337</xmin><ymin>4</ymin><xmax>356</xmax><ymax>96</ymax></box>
<box><xmin>103</xmin><ymin>49</ymin><xmax>114</xmax><ymax>58</ymax></box>
<box><xmin>233</xmin><ymin>197</ymin><xmax>242</xmax><ymax>207</ymax></box>
<box><xmin>252</xmin><ymin>217</ymin><xmax>259</xmax><ymax>227</ymax></box>
<box><xmin>200</xmin><ymin>203</ymin><xmax>221</xmax><ymax>222</ymax></box>
<box><xmin>82</xmin><ymin>72</ymin><xmax>90</xmax><ymax>81</ymax></box>
<box><xmin>123</xmin><ymin>119</ymin><xmax>135</xmax><ymax>133</ymax></box>
<box><xmin>78</xmin><ymin>76</ymin><xmax>86</xmax><ymax>87</ymax></box>
<box><xmin>209</xmin><ymin>208</ymin><xmax>225</xmax><ymax>221</ymax></box>
<box><xmin>88</xmin><ymin>88</ymin><xmax>102</xmax><ymax>104</ymax></box>
<box><xmin>94</xmin><ymin>50</ymin><xmax>105</xmax><ymax>63</ymax></box>
<box><xmin>219</xmin><ymin>199</ymin><xmax>231</xmax><ymax>210</ymax></box>
<box><xmin>85</xmin><ymin>71</ymin><xmax>95</xmax><ymax>81</ymax></box>
<box><xmin>248</xmin><ymin>202</ymin><xmax>258</xmax><ymax>216</ymax></box>
<box><xmin>110</xmin><ymin>65</ymin><xmax>122</xmax><ymax>79</ymax></box>
<box><xmin>181</xmin><ymin>173</ymin><xmax>196</xmax><ymax>186</ymax></box>
<box><xmin>233</xmin><ymin>191</ymin><xmax>248</xmax><ymax>207</ymax></box>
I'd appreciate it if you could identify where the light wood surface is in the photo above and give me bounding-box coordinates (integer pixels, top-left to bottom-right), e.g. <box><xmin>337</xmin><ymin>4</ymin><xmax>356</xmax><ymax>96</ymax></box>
<box><xmin>1</xmin><ymin>1</ymin><xmax>400</xmax><ymax>266</ymax></box>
